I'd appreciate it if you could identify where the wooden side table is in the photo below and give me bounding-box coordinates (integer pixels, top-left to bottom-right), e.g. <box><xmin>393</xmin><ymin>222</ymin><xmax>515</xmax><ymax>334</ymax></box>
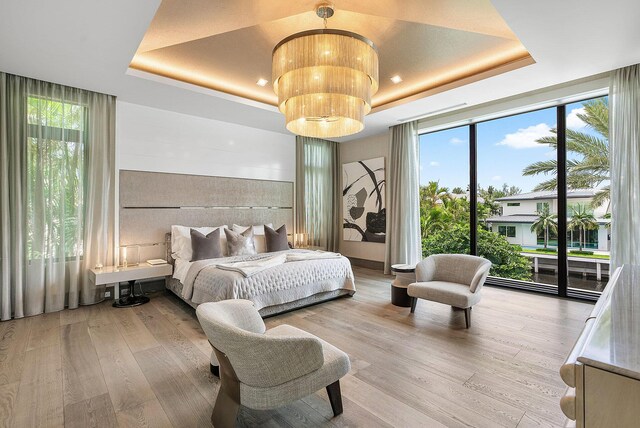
<box><xmin>89</xmin><ymin>263</ymin><xmax>173</xmax><ymax>308</ymax></box>
<box><xmin>390</xmin><ymin>264</ymin><xmax>416</xmax><ymax>307</ymax></box>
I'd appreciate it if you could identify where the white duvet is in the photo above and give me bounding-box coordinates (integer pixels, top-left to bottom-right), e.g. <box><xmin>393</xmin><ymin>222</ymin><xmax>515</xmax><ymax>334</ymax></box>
<box><xmin>177</xmin><ymin>249</ymin><xmax>355</xmax><ymax>310</ymax></box>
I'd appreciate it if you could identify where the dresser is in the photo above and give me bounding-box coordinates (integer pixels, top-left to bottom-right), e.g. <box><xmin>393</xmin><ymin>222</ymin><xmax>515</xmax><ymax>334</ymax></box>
<box><xmin>560</xmin><ymin>265</ymin><xmax>640</xmax><ymax>427</ymax></box>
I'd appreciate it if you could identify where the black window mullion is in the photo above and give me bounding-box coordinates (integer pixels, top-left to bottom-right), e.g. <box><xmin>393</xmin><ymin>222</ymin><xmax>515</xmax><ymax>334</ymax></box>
<box><xmin>469</xmin><ymin>123</ymin><xmax>478</xmax><ymax>256</ymax></box>
<box><xmin>557</xmin><ymin>105</ymin><xmax>568</xmax><ymax>297</ymax></box>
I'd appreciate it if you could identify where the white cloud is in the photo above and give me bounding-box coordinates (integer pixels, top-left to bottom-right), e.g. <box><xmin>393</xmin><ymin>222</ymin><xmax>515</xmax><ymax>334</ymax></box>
<box><xmin>449</xmin><ymin>137</ymin><xmax>464</xmax><ymax>145</ymax></box>
<box><xmin>567</xmin><ymin>107</ymin><xmax>587</xmax><ymax>130</ymax></box>
<box><xmin>491</xmin><ymin>175</ymin><xmax>502</xmax><ymax>181</ymax></box>
<box><xmin>429</xmin><ymin>161</ymin><xmax>440</xmax><ymax>167</ymax></box>
<box><xmin>496</xmin><ymin>123</ymin><xmax>553</xmax><ymax>149</ymax></box>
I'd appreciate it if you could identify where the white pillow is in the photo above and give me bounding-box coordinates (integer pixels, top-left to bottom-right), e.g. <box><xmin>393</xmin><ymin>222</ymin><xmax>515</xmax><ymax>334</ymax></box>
<box><xmin>232</xmin><ymin>223</ymin><xmax>272</xmax><ymax>236</ymax></box>
<box><xmin>232</xmin><ymin>224</ymin><xmax>272</xmax><ymax>253</ymax></box>
<box><xmin>171</xmin><ymin>225</ymin><xmax>228</xmax><ymax>260</ymax></box>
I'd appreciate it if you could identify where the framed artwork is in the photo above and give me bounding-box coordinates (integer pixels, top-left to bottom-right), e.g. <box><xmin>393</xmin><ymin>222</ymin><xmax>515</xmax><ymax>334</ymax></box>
<box><xmin>342</xmin><ymin>157</ymin><xmax>386</xmax><ymax>242</ymax></box>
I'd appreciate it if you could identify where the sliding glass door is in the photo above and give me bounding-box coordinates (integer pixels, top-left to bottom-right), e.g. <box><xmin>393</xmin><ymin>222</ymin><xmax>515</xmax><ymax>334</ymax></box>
<box><xmin>419</xmin><ymin>95</ymin><xmax>610</xmax><ymax>299</ymax></box>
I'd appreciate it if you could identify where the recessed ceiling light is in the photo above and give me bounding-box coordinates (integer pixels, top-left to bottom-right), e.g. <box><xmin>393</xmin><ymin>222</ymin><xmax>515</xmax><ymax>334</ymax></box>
<box><xmin>390</xmin><ymin>75</ymin><xmax>403</xmax><ymax>84</ymax></box>
<box><xmin>256</xmin><ymin>78</ymin><xmax>268</xmax><ymax>87</ymax></box>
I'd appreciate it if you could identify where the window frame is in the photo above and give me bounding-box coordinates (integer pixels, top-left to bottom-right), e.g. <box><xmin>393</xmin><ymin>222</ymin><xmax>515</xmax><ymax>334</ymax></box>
<box><xmin>418</xmin><ymin>95</ymin><xmax>608</xmax><ymax>301</ymax></box>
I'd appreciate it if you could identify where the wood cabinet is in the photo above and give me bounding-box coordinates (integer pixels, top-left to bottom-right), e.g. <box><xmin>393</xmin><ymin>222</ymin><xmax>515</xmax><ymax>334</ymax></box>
<box><xmin>560</xmin><ymin>265</ymin><xmax>640</xmax><ymax>427</ymax></box>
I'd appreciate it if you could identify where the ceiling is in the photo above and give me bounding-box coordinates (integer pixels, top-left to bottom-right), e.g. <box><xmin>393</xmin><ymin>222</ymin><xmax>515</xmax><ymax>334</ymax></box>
<box><xmin>130</xmin><ymin>0</ymin><xmax>533</xmax><ymax>109</ymax></box>
<box><xmin>1</xmin><ymin>1</ymin><xmax>640</xmax><ymax>142</ymax></box>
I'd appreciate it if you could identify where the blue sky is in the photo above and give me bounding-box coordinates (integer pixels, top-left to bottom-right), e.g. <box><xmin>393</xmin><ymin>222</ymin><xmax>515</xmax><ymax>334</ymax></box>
<box><xmin>419</xmin><ymin>98</ymin><xmax>605</xmax><ymax>193</ymax></box>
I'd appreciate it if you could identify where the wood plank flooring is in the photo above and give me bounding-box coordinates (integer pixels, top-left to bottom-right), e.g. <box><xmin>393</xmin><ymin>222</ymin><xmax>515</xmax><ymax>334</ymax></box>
<box><xmin>0</xmin><ymin>266</ymin><xmax>592</xmax><ymax>427</ymax></box>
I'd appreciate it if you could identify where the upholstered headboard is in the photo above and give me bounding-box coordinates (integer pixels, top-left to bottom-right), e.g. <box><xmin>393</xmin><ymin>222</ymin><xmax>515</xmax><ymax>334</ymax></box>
<box><xmin>119</xmin><ymin>170</ymin><xmax>294</xmax><ymax>261</ymax></box>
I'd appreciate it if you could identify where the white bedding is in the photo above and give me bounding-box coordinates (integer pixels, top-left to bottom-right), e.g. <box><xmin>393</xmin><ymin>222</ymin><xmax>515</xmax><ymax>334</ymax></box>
<box><xmin>173</xmin><ymin>258</ymin><xmax>192</xmax><ymax>283</ymax></box>
<box><xmin>177</xmin><ymin>249</ymin><xmax>355</xmax><ymax>310</ymax></box>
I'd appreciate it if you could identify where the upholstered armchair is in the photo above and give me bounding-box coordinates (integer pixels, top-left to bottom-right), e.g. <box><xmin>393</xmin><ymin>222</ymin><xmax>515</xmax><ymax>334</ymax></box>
<box><xmin>196</xmin><ymin>300</ymin><xmax>351</xmax><ymax>427</ymax></box>
<box><xmin>407</xmin><ymin>254</ymin><xmax>491</xmax><ymax>328</ymax></box>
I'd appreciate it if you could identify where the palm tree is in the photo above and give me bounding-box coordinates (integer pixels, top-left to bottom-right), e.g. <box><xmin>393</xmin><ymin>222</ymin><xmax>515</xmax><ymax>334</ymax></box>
<box><xmin>530</xmin><ymin>205</ymin><xmax>558</xmax><ymax>249</ymax></box>
<box><xmin>420</xmin><ymin>181</ymin><xmax>450</xmax><ymax>208</ymax></box>
<box><xmin>522</xmin><ymin>98</ymin><xmax>609</xmax><ymax>209</ymax></box>
<box><xmin>568</xmin><ymin>204</ymin><xmax>598</xmax><ymax>252</ymax></box>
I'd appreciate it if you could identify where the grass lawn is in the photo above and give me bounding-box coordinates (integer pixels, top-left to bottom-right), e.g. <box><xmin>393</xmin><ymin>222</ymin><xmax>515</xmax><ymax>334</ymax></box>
<box><xmin>520</xmin><ymin>248</ymin><xmax>610</xmax><ymax>260</ymax></box>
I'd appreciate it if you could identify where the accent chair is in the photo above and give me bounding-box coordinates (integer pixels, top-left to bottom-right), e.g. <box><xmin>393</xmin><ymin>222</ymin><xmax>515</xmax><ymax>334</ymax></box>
<box><xmin>407</xmin><ymin>254</ymin><xmax>491</xmax><ymax>328</ymax></box>
<box><xmin>196</xmin><ymin>299</ymin><xmax>351</xmax><ymax>427</ymax></box>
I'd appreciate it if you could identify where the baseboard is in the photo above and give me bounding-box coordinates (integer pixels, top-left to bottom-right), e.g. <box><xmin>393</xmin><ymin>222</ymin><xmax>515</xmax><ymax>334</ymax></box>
<box><xmin>347</xmin><ymin>257</ymin><xmax>384</xmax><ymax>271</ymax></box>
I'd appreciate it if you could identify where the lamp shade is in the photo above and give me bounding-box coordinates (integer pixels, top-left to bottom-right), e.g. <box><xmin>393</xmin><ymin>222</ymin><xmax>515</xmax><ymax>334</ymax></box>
<box><xmin>273</xmin><ymin>29</ymin><xmax>378</xmax><ymax>138</ymax></box>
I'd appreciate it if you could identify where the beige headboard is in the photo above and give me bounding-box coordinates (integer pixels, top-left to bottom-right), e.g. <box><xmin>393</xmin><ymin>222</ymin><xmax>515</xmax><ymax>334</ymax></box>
<box><xmin>119</xmin><ymin>170</ymin><xmax>294</xmax><ymax>260</ymax></box>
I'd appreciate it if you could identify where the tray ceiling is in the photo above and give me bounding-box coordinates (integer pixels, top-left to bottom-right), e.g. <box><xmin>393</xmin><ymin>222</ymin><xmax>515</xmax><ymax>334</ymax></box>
<box><xmin>130</xmin><ymin>0</ymin><xmax>533</xmax><ymax>110</ymax></box>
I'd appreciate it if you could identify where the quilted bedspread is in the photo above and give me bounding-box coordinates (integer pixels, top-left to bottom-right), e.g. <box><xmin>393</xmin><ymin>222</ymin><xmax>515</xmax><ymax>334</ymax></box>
<box><xmin>181</xmin><ymin>250</ymin><xmax>356</xmax><ymax>309</ymax></box>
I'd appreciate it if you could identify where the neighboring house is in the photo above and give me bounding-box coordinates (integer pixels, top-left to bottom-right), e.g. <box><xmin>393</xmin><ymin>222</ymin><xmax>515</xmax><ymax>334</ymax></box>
<box><xmin>486</xmin><ymin>189</ymin><xmax>610</xmax><ymax>251</ymax></box>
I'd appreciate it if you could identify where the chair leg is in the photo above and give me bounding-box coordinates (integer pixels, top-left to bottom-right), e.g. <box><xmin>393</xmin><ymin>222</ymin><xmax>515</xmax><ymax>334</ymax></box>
<box><xmin>210</xmin><ymin>364</ymin><xmax>220</xmax><ymax>378</ymax></box>
<box><xmin>212</xmin><ymin>385</ymin><xmax>240</xmax><ymax>428</ymax></box>
<box><xmin>211</xmin><ymin>347</ymin><xmax>241</xmax><ymax>428</ymax></box>
<box><xmin>410</xmin><ymin>297</ymin><xmax>417</xmax><ymax>313</ymax></box>
<box><xmin>464</xmin><ymin>307</ymin><xmax>471</xmax><ymax>329</ymax></box>
<box><xmin>326</xmin><ymin>380</ymin><xmax>344</xmax><ymax>417</ymax></box>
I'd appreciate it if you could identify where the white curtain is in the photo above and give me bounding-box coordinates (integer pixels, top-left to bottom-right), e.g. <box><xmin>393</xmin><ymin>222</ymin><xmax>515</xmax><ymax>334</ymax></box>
<box><xmin>0</xmin><ymin>72</ymin><xmax>116</xmax><ymax>320</ymax></box>
<box><xmin>295</xmin><ymin>136</ymin><xmax>341</xmax><ymax>252</ymax></box>
<box><xmin>610</xmin><ymin>64</ymin><xmax>640</xmax><ymax>270</ymax></box>
<box><xmin>384</xmin><ymin>122</ymin><xmax>421</xmax><ymax>274</ymax></box>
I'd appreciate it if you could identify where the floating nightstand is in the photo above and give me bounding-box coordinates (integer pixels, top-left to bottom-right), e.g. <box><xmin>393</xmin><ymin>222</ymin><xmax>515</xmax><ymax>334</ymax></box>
<box><xmin>89</xmin><ymin>262</ymin><xmax>173</xmax><ymax>308</ymax></box>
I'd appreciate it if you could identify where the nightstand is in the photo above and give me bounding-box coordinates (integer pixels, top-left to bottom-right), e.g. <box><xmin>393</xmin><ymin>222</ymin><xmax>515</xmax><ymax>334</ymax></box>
<box><xmin>89</xmin><ymin>262</ymin><xmax>173</xmax><ymax>308</ymax></box>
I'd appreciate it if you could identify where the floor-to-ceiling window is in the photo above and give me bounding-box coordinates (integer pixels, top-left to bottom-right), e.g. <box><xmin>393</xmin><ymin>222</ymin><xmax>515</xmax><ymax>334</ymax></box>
<box><xmin>477</xmin><ymin>107</ymin><xmax>559</xmax><ymax>287</ymax></box>
<box><xmin>564</xmin><ymin>96</ymin><xmax>610</xmax><ymax>293</ymax></box>
<box><xmin>419</xmin><ymin>95</ymin><xmax>610</xmax><ymax>299</ymax></box>
<box><xmin>419</xmin><ymin>126</ymin><xmax>470</xmax><ymax>256</ymax></box>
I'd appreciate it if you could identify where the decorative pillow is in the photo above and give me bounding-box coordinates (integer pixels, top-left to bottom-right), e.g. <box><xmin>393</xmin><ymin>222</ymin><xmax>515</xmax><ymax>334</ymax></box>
<box><xmin>190</xmin><ymin>228</ymin><xmax>222</xmax><ymax>261</ymax></box>
<box><xmin>171</xmin><ymin>225</ymin><xmax>228</xmax><ymax>260</ymax></box>
<box><xmin>224</xmin><ymin>228</ymin><xmax>257</xmax><ymax>256</ymax></box>
<box><xmin>265</xmin><ymin>225</ymin><xmax>289</xmax><ymax>252</ymax></box>
<box><xmin>232</xmin><ymin>223</ymin><xmax>272</xmax><ymax>253</ymax></box>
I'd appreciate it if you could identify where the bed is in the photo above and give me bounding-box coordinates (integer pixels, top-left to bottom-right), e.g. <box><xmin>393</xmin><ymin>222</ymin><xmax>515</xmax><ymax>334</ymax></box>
<box><xmin>164</xmin><ymin>233</ymin><xmax>356</xmax><ymax>316</ymax></box>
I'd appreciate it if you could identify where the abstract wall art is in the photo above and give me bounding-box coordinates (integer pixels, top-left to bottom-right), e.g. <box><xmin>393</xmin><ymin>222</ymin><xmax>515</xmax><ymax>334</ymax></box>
<box><xmin>342</xmin><ymin>157</ymin><xmax>386</xmax><ymax>243</ymax></box>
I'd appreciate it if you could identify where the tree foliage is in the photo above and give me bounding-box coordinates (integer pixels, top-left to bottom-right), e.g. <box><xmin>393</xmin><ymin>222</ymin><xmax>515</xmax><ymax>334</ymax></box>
<box><xmin>530</xmin><ymin>205</ymin><xmax>558</xmax><ymax>249</ymax></box>
<box><xmin>568</xmin><ymin>204</ymin><xmax>598</xmax><ymax>252</ymax></box>
<box><xmin>422</xmin><ymin>224</ymin><xmax>532</xmax><ymax>281</ymax></box>
<box><xmin>522</xmin><ymin>98</ymin><xmax>610</xmax><ymax>208</ymax></box>
<box><xmin>420</xmin><ymin>181</ymin><xmax>533</xmax><ymax>281</ymax></box>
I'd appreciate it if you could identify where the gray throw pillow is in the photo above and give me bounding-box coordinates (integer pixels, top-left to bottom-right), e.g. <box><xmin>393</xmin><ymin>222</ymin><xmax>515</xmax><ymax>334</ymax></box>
<box><xmin>190</xmin><ymin>228</ymin><xmax>222</xmax><ymax>261</ymax></box>
<box><xmin>224</xmin><ymin>227</ymin><xmax>257</xmax><ymax>256</ymax></box>
<box><xmin>265</xmin><ymin>225</ymin><xmax>289</xmax><ymax>252</ymax></box>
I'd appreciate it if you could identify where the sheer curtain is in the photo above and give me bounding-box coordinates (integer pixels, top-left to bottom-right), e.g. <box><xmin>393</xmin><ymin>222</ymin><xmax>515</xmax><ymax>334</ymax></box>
<box><xmin>384</xmin><ymin>122</ymin><xmax>421</xmax><ymax>274</ymax></box>
<box><xmin>610</xmin><ymin>64</ymin><xmax>640</xmax><ymax>270</ymax></box>
<box><xmin>0</xmin><ymin>72</ymin><xmax>115</xmax><ymax>320</ymax></box>
<box><xmin>295</xmin><ymin>136</ymin><xmax>341</xmax><ymax>252</ymax></box>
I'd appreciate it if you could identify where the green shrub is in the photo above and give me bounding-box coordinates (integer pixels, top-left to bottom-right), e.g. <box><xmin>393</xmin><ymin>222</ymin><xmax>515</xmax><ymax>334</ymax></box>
<box><xmin>535</xmin><ymin>248</ymin><xmax>557</xmax><ymax>254</ymax></box>
<box><xmin>422</xmin><ymin>224</ymin><xmax>532</xmax><ymax>281</ymax></box>
<box><xmin>568</xmin><ymin>250</ymin><xmax>594</xmax><ymax>256</ymax></box>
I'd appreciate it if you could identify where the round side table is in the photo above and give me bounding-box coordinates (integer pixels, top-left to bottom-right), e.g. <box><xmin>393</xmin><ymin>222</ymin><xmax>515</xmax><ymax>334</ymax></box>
<box><xmin>390</xmin><ymin>264</ymin><xmax>416</xmax><ymax>307</ymax></box>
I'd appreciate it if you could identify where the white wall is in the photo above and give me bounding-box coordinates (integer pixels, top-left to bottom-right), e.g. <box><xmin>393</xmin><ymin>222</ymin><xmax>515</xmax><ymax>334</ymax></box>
<box><xmin>502</xmin><ymin>200</ymin><xmax>541</xmax><ymax>216</ymax></box>
<box><xmin>116</xmin><ymin>101</ymin><xmax>295</xmax><ymax>182</ymax></box>
<box><xmin>339</xmin><ymin>131</ymin><xmax>389</xmax><ymax>263</ymax></box>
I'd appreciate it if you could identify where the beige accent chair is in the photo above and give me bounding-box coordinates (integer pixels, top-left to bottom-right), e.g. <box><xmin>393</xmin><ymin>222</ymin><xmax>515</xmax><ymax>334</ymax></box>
<box><xmin>407</xmin><ymin>254</ymin><xmax>491</xmax><ymax>328</ymax></box>
<box><xmin>196</xmin><ymin>300</ymin><xmax>351</xmax><ymax>428</ymax></box>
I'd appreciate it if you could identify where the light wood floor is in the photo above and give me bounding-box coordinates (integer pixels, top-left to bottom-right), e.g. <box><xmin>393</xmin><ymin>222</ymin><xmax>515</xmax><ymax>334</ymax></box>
<box><xmin>0</xmin><ymin>267</ymin><xmax>592</xmax><ymax>427</ymax></box>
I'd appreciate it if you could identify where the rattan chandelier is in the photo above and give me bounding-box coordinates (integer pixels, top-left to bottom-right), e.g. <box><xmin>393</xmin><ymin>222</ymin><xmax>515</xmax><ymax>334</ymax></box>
<box><xmin>272</xmin><ymin>4</ymin><xmax>379</xmax><ymax>138</ymax></box>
